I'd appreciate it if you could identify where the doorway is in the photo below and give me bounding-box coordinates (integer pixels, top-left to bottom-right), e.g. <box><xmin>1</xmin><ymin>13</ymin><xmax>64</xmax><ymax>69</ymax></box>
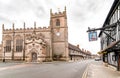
<box><xmin>31</xmin><ymin>52</ymin><xmax>37</xmax><ymax>62</ymax></box>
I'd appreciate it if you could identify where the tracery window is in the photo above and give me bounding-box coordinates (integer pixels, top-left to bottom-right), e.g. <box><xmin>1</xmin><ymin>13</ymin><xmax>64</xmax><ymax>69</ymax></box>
<box><xmin>16</xmin><ymin>39</ymin><xmax>23</xmax><ymax>52</ymax></box>
<box><xmin>6</xmin><ymin>40</ymin><xmax>11</xmax><ymax>52</ymax></box>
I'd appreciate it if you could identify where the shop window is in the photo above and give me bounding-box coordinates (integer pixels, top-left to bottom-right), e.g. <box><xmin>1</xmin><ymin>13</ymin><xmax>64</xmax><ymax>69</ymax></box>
<box><xmin>112</xmin><ymin>55</ymin><xmax>116</xmax><ymax>61</ymax></box>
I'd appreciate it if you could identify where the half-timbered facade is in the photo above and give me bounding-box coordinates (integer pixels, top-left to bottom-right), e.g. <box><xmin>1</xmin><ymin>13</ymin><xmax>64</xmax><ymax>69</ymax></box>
<box><xmin>99</xmin><ymin>0</ymin><xmax>120</xmax><ymax>71</ymax></box>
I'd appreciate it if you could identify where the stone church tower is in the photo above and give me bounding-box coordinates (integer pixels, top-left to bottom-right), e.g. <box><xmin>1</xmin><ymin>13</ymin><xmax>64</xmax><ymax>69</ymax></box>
<box><xmin>50</xmin><ymin>7</ymin><xmax>69</xmax><ymax>61</ymax></box>
<box><xmin>1</xmin><ymin>7</ymin><xmax>69</xmax><ymax>62</ymax></box>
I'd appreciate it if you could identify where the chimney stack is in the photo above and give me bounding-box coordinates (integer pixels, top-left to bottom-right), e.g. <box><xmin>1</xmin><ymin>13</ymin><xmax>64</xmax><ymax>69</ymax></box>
<box><xmin>77</xmin><ymin>44</ymin><xmax>79</xmax><ymax>48</ymax></box>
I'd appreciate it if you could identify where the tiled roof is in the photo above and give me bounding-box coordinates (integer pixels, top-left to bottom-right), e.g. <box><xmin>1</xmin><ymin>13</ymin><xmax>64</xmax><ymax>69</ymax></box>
<box><xmin>68</xmin><ymin>43</ymin><xmax>81</xmax><ymax>52</ymax></box>
<box><xmin>68</xmin><ymin>43</ymin><xmax>91</xmax><ymax>55</ymax></box>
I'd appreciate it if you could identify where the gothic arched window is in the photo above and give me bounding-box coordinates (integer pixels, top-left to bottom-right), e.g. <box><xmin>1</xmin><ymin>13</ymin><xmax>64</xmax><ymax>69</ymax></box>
<box><xmin>5</xmin><ymin>35</ymin><xmax>12</xmax><ymax>52</ymax></box>
<box><xmin>6</xmin><ymin>40</ymin><xmax>11</xmax><ymax>52</ymax></box>
<box><xmin>56</xmin><ymin>19</ymin><xmax>60</xmax><ymax>26</ymax></box>
<box><xmin>16</xmin><ymin>39</ymin><xmax>23</xmax><ymax>52</ymax></box>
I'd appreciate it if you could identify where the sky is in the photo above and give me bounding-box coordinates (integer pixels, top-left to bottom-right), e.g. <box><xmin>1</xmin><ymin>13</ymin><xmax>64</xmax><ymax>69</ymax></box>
<box><xmin>0</xmin><ymin>0</ymin><xmax>114</xmax><ymax>54</ymax></box>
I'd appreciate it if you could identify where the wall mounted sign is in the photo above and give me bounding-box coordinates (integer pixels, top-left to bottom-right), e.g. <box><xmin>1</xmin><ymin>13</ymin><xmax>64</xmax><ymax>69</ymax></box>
<box><xmin>88</xmin><ymin>31</ymin><xmax>97</xmax><ymax>41</ymax></box>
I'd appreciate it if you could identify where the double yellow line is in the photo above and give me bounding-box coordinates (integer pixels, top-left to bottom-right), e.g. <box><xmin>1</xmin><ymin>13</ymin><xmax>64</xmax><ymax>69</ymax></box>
<box><xmin>82</xmin><ymin>64</ymin><xmax>90</xmax><ymax>78</ymax></box>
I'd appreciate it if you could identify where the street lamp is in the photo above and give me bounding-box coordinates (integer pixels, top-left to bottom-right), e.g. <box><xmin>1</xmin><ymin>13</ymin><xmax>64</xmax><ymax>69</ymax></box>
<box><xmin>3</xmin><ymin>47</ymin><xmax>6</xmax><ymax>62</ymax></box>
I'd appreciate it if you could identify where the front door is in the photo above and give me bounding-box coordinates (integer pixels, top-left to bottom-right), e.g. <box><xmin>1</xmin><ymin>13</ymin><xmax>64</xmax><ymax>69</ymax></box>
<box><xmin>118</xmin><ymin>55</ymin><xmax>120</xmax><ymax>71</ymax></box>
<box><xmin>32</xmin><ymin>52</ymin><xmax>37</xmax><ymax>62</ymax></box>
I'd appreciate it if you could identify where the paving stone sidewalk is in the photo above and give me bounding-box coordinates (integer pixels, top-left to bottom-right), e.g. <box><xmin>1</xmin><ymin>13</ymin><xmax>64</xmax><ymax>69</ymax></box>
<box><xmin>86</xmin><ymin>62</ymin><xmax>120</xmax><ymax>78</ymax></box>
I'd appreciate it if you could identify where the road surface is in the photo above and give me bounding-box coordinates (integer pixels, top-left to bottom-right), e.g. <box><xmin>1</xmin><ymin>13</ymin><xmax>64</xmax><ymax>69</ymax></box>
<box><xmin>0</xmin><ymin>60</ymin><xmax>93</xmax><ymax>78</ymax></box>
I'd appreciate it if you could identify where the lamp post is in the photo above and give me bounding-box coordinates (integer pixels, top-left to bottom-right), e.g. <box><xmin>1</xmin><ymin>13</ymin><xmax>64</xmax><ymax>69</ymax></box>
<box><xmin>3</xmin><ymin>47</ymin><xmax>6</xmax><ymax>62</ymax></box>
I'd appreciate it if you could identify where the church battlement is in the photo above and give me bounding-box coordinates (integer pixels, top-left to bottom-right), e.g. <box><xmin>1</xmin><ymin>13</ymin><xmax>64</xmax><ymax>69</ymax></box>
<box><xmin>26</xmin><ymin>27</ymin><xmax>33</xmax><ymax>30</ymax></box>
<box><xmin>4</xmin><ymin>29</ymin><xmax>12</xmax><ymax>31</ymax></box>
<box><xmin>38</xmin><ymin>26</ymin><xmax>50</xmax><ymax>29</ymax></box>
<box><xmin>3</xmin><ymin>23</ymin><xmax>51</xmax><ymax>32</ymax></box>
<box><xmin>50</xmin><ymin>7</ymin><xmax>66</xmax><ymax>18</ymax></box>
<box><xmin>15</xmin><ymin>28</ymin><xmax>23</xmax><ymax>30</ymax></box>
<box><xmin>51</xmin><ymin>11</ymin><xmax>65</xmax><ymax>16</ymax></box>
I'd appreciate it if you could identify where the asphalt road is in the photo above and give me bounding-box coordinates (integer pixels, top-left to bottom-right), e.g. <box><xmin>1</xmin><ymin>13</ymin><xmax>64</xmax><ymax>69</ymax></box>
<box><xmin>0</xmin><ymin>60</ymin><xmax>93</xmax><ymax>78</ymax></box>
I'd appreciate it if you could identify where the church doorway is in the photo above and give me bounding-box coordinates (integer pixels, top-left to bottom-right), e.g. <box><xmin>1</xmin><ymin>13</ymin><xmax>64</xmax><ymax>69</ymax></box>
<box><xmin>31</xmin><ymin>52</ymin><xmax>37</xmax><ymax>62</ymax></box>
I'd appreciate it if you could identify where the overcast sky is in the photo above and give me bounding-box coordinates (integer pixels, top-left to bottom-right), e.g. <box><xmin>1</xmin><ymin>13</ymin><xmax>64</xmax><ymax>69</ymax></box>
<box><xmin>0</xmin><ymin>0</ymin><xmax>114</xmax><ymax>54</ymax></box>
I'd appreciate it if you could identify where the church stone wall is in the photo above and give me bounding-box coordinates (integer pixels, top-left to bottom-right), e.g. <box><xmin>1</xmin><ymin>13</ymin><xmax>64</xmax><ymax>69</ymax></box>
<box><xmin>0</xmin><ymin>44</ymin><xmax>2</xmax><ymax>60</ymax></box>
<box><xmin>1</xmin><ymin>7</ymin><xmax>70</xmax><ymax>62</ymax></box>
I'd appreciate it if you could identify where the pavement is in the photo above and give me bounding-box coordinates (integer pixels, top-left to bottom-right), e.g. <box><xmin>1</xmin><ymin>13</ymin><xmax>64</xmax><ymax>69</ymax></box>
<box><xmin>82</xmin><ymin>61</ymin><xmax>120</xmax><ymax>78</ymax></box>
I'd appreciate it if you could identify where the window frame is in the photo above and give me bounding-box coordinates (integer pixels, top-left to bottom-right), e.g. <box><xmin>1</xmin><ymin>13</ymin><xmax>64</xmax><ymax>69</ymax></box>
<box><xmin>6</xmin><ymin>40</ymin><xmax>11</xmax><ymax>52</ymax></box>
<box><xmin>56</xmin><ymin>19</ymin><xmax>60</xmax><ymax>26</ymax></box>
<box><xmin>16</xmin><ymin>39</ymin><xmax>23</xmax><ymax>52</ymax></box>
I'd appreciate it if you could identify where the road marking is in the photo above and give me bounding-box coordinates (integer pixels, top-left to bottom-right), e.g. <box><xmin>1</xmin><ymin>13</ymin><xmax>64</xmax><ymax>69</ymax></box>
<box><xmin>82</xmin><ymin>64</ymin><xmax>90</xmax><ymax>78</ymax></box>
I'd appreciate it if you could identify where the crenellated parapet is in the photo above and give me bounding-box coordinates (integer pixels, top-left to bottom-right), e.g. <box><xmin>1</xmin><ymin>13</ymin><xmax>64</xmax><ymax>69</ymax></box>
<box><xmin>4</xmin><ymin>26</ymin><xmax>50</xmax><ymax>31</ymax></box>
<box><xmin>3</xmin><ymin>23</ymin><xmax>51</xmax><ymax>33</ymax></box>
<box><xmin>50</xmin><ymin>6</ymin><xmax>67</xmax><ymax>18</ymax></box>
<box><xmin>51</xmin><ymin>11</ymin><xmax>65</xmax><ymax>17</ymax></box>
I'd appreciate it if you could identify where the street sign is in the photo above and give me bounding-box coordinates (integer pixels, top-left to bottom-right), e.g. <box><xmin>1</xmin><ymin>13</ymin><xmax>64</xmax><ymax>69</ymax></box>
<box><xmin>88</xmin><ymin>31</ymin><xmax>97</xmax><ymax>41</ymax></box>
